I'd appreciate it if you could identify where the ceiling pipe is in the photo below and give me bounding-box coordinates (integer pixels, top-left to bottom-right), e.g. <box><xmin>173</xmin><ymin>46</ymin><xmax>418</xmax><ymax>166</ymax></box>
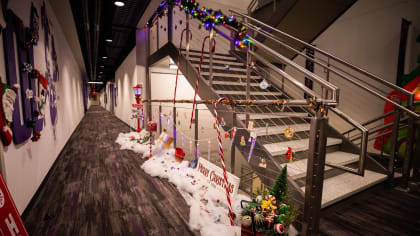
<box><xmin>82</xmin><ymin>0</ymin><xmax>93</xmax><ymax>82</ymax></box>
<box><xmin>92</xmin><ymin>0</ymin><xmax>102</xmax><ymax>85</ymax></box>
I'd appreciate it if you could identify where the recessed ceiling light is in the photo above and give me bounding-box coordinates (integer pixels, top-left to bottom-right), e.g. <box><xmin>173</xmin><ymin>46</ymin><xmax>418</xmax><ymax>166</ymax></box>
<box><xmin>106</xmin><ymin>39</ymin><xmax>112</xmax><ymax>43</ymax></box>
<box><xmin>100</xmin><ymin>71</ymin><xmax>103</xmax><ymax>74</ymax></box>
<box><xmin>102</xmin><ymin>56</ymin><xmax>107</xmax><ymax>59</ymax></box>
<box><xmin>100</xmin><ymin>65</ymin><xmax>104</xmax><ymax>68</ymax></box>
<box><xmin>114</xmin><ymin>1</ymin><xmax>125</xmax><ymax>7</ymax></box>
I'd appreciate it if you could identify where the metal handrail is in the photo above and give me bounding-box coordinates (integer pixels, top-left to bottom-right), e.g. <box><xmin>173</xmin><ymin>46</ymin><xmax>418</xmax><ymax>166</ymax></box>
<box><xmin>229</xmin><ymin>10</ymin><xmax>415</xmax><ymax>103</ymax></box>
<box><xmin>247</xmin><ymin>0</ymin><xmax>259</xmax><ymax>14</ymax></box>
<box><xmin>328</xmin><ymin>107</ymin><xmax>368</xmax><ymax>176</ymax></box>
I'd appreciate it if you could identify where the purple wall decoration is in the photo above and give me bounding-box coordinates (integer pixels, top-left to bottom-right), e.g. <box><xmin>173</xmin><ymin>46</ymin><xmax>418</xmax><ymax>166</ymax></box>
<box><xmin>4</xmin><ymin>10</ymin><xmax>33</xmax><ymax>144</ymax></box>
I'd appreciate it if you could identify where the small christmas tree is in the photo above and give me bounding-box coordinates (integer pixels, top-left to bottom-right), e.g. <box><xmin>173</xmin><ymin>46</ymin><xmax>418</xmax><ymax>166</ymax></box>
<box><xmin>271</xmin><ymin>165</ymin><xmax>288</xmax><ymax>203</ymax></box>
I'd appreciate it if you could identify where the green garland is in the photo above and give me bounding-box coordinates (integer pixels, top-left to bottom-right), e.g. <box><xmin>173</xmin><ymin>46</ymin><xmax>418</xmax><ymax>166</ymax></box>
<box><xmin>149</xmin><ymin>0</ymin><xmax>251</xmax><ymax>49</ymax></box>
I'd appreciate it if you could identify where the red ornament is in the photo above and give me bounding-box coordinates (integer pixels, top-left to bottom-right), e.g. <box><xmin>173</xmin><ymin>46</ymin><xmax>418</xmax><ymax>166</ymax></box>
<box><xmin>175</xmin><ymin>147</ymin><xmax>185</xmax><ymax>162</ymax></box>
<box><xmin>224</xmin><ymin>132</ymin><xmax>229</xmax><ymax>138</ymax></box>
<box><xmin>415</xmin><ymin>93</ymin><xmax>420</xmax><ymax>100</ymax></box>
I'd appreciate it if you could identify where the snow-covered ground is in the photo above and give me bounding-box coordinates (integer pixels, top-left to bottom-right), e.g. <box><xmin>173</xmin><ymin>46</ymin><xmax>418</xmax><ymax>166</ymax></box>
<box><xmin>116</xmin><ymin>132</ymin><xmax>250</xmax><ymax>235</ymax></box>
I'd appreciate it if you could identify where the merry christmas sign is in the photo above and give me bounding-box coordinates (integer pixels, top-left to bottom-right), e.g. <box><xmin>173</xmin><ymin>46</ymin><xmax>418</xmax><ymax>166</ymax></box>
<box><xmin>196</xmin><ymin>158</ymin><xmax>240</xmax><ymax>196</ymax></box>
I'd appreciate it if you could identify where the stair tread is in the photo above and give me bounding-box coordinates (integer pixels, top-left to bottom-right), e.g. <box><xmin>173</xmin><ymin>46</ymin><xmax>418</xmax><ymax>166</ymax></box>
<box><xmin>210</xmin><ymin>81</ymin><xmax>260</xmax><ymax>86</ymax></box>
<box><xmin>264</xmin><ymin>138</ymin><xmax>342</xmax><ymax>156</ymax></box>
<box><xmin>254</xmin><ymin>123</ymin><xmax>310</xmax><ymax>136</ymax></box>
<box><xmin>282</xmin><ymin>151</ymin><xmax>360</xmax><ymax>179</ymax></box>
<box><xmin>189</xmin><ymin>57</ymin><xmax>244</xmax><ymax>66</ymax></box>
<box><xmin>237</xmin><ymin>113</ymin><xmax>309</xmax><ymax>120</ymax></box>
<box><xmin>198</xmin><ymin>64</ymin><xmax>247</xmax><ymax>72</ymax></box>
<box><xmin>300</xmin><ymin>169</ymin><xmax>387</xmax><ymax>208</ymax></box>
<box><xmin>182</xmin><ymin>52</ymin><xmax>237</xmax><ymax>61</ymax></box>
<box><xmin>214</xmin><ymin>90</ymin><xmax>282</xmax><ymax>96</ymax></box>
<box><xmin>201</xmin><ymin>71</ymin><xmax>260</xmax><ymax>79</ymax></box>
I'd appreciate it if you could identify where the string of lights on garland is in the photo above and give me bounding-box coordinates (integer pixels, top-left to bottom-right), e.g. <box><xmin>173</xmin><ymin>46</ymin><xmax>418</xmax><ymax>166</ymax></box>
<box><xmin>148</xmin><ymin>0</ymin><xmax>252</xmax><ymax>49</ymax></box>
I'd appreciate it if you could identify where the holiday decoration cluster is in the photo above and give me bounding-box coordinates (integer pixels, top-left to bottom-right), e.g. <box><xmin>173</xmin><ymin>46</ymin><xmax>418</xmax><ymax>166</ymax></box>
<box><xmin>149</xmin><ymin>0</ymin><xmax>252</xmax><ymax>49</ymax></box>
<box><xmin>240</xmin><ymin>166</ymin><xmax>298</xmax><ymax>234</ymax></box>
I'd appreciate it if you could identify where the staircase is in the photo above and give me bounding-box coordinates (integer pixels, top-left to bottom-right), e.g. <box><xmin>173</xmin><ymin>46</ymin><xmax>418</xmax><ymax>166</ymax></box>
<box><xmin>147</xmin><ymin>2</ymin><xmax>419</xmax><ymax>234</ymax></box>
<box><xmin>181</xmin><ymin>48</ymin><xmax>388</xmax><ymax>209</ymax></box>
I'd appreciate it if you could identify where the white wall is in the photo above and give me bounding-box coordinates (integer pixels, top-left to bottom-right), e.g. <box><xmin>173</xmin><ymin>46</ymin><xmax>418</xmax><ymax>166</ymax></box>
<box><xmin>284</xmin><ymin>0</ymin><xmax>420</xmax><ymax>133</ymax></box>
<box><xmin>114</xmin><ymin>48</ymin><xmax>139</xmax><ymax>129</ymax></box>
<box><xmin>2</xmin><ymin>0</ymin><xmax>86</xmax><ymax>213</ymax></box>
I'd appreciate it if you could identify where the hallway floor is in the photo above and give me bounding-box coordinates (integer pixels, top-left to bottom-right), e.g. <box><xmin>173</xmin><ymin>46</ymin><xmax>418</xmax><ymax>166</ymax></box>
<box><xmin>23</xmin><ymin>106</ymin><xmax>196</xmax><ymax>235</ymax></box>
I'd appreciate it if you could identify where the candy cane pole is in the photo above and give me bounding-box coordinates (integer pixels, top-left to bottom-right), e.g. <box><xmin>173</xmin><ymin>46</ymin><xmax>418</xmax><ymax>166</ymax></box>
<box><xmin>173</xmin><ymin>29</ymin><xmax>192</xmax><ymax>104</ymax></box>
<box><xmin>189</xmin><ymin>36</ymin><xmax>216</xmax><ymax>129</ymax></box>
<box><xmin>214</xmin><ymin>97</ymin><xmax>234</xmax><ymax>226</ymax></box>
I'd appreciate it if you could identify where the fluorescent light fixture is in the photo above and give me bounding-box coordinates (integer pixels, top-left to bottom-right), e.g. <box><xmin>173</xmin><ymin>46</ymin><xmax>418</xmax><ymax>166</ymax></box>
<box><xmin>106</xmin><ymin>39</ymin><xmax>112</xmax><ymax>43</ymax></box>
<box><xmin>88</xmin><ymin>81</ymin><xmax>103</xmax><ymax>84</ymax></box>
<box><xmin>114</xmin><ymin>1</ymin><xmax>125</xmax><ymax>7</ymax></box>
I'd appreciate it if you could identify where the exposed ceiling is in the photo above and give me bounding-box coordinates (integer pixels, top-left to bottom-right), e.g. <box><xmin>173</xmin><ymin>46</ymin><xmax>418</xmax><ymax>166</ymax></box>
<box><xmin>70</xmin><ymin>0</ymin><xmax>150</xmax><ymax>91</ymax></box>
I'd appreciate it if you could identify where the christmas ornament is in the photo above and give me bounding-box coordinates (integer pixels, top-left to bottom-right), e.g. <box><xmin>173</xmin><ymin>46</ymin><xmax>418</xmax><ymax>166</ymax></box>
<box><xmin>284</xmin><ymin>126</ymin><xmax>294</xmax><ymax>138</ymax></box>
<box><xmin>285</xmin><ymin>147</ymin><xmax>294</xmax><ymax>163</ymax></box>
<box><xmin>241</xmin><ymin>215</ymin><xmax>252</xmax><ymax>227</ymax></box>
<box><xmin>240</xmin><ymin>136</ymin><xmax>246</xmax><ymax>146</ymax></box>
<box><xmin>232</xmin><ymin>127</ymin><xmax>237</xmax><ymax>137</ymax></box>
<box><xmin>274</xmin><ymin>223</ymin><xmax>285</xmax><ymax>234</ymax></box>
<box><xmin>277</xmin><ymin>214</ymin><xmax>285</xmax><ymax>224</ymax></box>
<box><xmin>31</xmin><ymin>131</ymin><xmax>41</xmax><ymax>142</ymax></box>
<box><xmin>190</xmin><ymin>159</ymin><xmax>198</xmax><ymax>168</ymax></box>
<box><xmin>225</xmin><ymin>65</ymin><xmax>230</xmax><ymax>71</ymax></box>
<box><xmin>261</xmin><ymin>195</ymin><xmax>277</xmax><ymax>211</ymax></box>
<box><xmin>247</xmin><ymin>121</ymin><xmax>254</xmax><ymax>131</ymax></box>
<box><xmin>278</xmin><ymin>204</ymin><xmax>290</xmax><ymax>214</ymax></box>
<box><xmin>247</xmin><ymin>137</ymin><xmax>256</xmax><ymax>162</ymax></box>
<box><xmin>220</xmin><ymin>117</ymin><xmax>226</xmax><ymax>126</ymax></box>
<box><xmin>259</xmin><ymin>79</ymin><xmax>269</xmax><ymax>89</ymax></box>
<box><xmin>175</xmin><ymin>147</ymin><xmax>185</xmax><ymax>162</ymax></box>
<box><xmin>254</xmin><ymin>214</ymin><xmax>264</xmax><ymax>226</ymax></box>
<box><xmin>259</xmin><ymin>157</ymin><xmax>266</xmax><ymax>168</ymax></box>
<box><xmin>224</xmin><ymin>132</ymin><xmax>229</xmax><ymax>138</ymax></box>
<box><xmin>238</xmin><ymin>77</ymin><xmax>242</xmax><ymax>83</ymax></box>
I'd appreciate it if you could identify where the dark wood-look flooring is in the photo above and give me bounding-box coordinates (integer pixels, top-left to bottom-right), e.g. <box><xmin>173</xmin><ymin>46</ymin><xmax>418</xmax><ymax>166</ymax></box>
<box><xmin>320</xmin><ymin>183</ymin><xmax>420</xmax><ymax>236</ymax></box>
<box><xmin>23</xmin><ymin>106</ymin><xmax>196</xmax><ymax>235</ymax></box>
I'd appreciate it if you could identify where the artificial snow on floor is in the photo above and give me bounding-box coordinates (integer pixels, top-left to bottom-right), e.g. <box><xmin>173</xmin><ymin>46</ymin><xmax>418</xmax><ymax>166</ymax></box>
<box><xmin>116</xmin><ymin>132</ymin><xmax>249</xmax><ymax>235</ymax></box>
<box><xmin>115</xmin><ymin>131</ymin><xmax>153</xmax><ymax>154</ymax></box>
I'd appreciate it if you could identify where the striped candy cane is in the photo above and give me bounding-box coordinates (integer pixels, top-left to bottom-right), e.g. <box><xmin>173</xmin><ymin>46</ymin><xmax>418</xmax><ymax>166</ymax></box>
<box><xmin>173</xmin><ymin>29</ymin><xmax>192</xmax><ymax>104</ymax></box>
<box><xmin>190</xmin><ymin>36</ymin><xmax>216</xmax><ymax>129</ymax></box>
<box><xmin>214</xmin><ymin>97</ymin><xmax>234</xmax><ymax>226</ymax></box>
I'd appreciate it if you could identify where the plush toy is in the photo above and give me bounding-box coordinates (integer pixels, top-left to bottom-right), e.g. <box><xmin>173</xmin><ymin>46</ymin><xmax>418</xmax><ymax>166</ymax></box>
<box><xmin>241</xmin><ymin>215</ymin><xmax>252</xmax><ymax>227</ymax></box>
<box><xmin>285</xmin><ymin>147</ymin><xmax>294</xmax><ymax>163</ymax></box>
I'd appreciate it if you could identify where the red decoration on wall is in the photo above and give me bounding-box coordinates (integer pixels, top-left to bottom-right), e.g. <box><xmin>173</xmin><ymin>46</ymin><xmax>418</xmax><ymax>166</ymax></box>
<box><xmin>0</xmin><ymin>174</ymin><xmax>29</xmax><ymax>236</ymax></box>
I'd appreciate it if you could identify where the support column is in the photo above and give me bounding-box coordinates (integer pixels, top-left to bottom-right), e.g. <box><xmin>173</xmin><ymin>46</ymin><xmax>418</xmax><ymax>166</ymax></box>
<box><xmin>195</xmin><ymin>109</ymin><xmax>199</xmax><ymax>158</ymax></box>
<box><xmin>159</xmin><ymin>104</ymin><xmax>162</xmax><ymax>134</ymax></box>
<box><xmin>245</xmin><ymin>50</ymin><xmax>251</xmax><ymax>124</ymax></box>
<box><xmin>302</xmin><ymin>115</ymin><xmax>328</xmax><ymax>236</ymax></box>
<box><xmin>209</xmin><ymin>29</ymin><xmax>214</xmax><ymax>86</ymax></box>
<box><xmin>402</xmin><ymin>116</ymin><xmax>415</xmax><ymax>187</ymax></box>
<box><xmin>231</xmin><ymin>110</ymin><xmax>236</xmax><ymax>174</ymax></box>
<box><xmin>173</xmin><ymin>106</ymin><xmax>177</xmax><ymax>148</ymax></box>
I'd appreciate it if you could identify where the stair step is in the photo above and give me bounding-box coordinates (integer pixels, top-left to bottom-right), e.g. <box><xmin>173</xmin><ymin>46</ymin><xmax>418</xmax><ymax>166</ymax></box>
<box><xmin>188</xmin><ymin>57</ymin><xmax>244</xmax><ymax>66</ymax></box>
<box><xmin>254</xmin><ymin>124</ymin><xmax>310</xmax><ymax>136</ymax></box>
<box><xmin>237</xmin><ymin>113</ymin><xmax>309</xmax><ymax>120</ymax></box>
<box><xmin>282</xmin><ymin>151</ymin><xmax>360</xmax><ymax>179</ymax></box>
<box><xmin>214</xmin><ymin>90</ymin><xmax>282</xmax><ymax>96</ymax></box>
<box><xmin>264</xmin><ymin>138</ymin><xmax>342</xmax><ymax>156</ymax></box>
<box><xmin>198</xmin><ymin>64</ymin><xmax>247</xmax><ymax>72</ymax></box>
<box><xmin>300</xmin><ymin>170</ymin><xmax>388</xmax><ymax>208</ymax></box>
<box><xmin>202</xmin><ymin>71</ymin><xmax>260</xmax><ymax>79</ymax></box>
<box><xmin>182</xmin><ymin>52</ymin><xmax>237</xmax><ymax>61</ymax></box>
<box><xmin>209</xmin><ymin>81</ymin><xmax>260</xmax><ymax>86</ymax></box>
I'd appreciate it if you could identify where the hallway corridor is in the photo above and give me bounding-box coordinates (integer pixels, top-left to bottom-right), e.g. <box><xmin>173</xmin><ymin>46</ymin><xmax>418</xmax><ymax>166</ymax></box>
<box><xmin>22</xmin><ymin>106</ymin><xmax>195</xmax><ymax>235</ymax></box>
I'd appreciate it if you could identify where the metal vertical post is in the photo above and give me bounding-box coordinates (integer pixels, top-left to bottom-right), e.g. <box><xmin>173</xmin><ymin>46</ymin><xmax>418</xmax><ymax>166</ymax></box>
<box><xmin>146</xmin><ymin>28</ymin><xmax>152</xmax><ymax>121</ymax></box>
<box><xmin>209</xmin><ymin>29</ymin><xmax>214</xmax><ymax>86</ymax></box>
<box><xmin>402</xmin><ymin>116</ymin><xmax>415</xmax><ymax>187</ymax></box>
<box><xmin>231</xmin><ymin>110</ymin><xmax>236</xmax><ymax>174</ymax></box>
<box><xmin>413</xmin><ymin>121</ymin><xmax>420</xmax><ymax>179</ymax></box>
<box><xmin>159</xmin><ymin>104</ymin><xmax>162</xmax><ymax>134</ymax></box>
<box><xmin>388</xmin><ymin>109</ymin><xmax>401</xmax><ymax>181</ymax></box>
<box><xmin>245</xmin><ymin>50</ymin><xmax>251</xmax><ymax>124</ymax></box>
<box><xmin>195</xmin><ymin>109</ymin><xmax>199</xmax><ymax>154</ymax></box>
<box><xmin>156</xmin><ymin>20</ymin><xmax>159</xmax><ymax>49</ymax></box>
<box><xmin>302</xmin><ymin>114</ymin><xmax>328</xmax><ymax>236</ymax></box>
<box><xmin>173</xmin><ymin>106</ymin><xmax>177</xmax><ymax>148</ymax></box>
<box><xmin>186</xmin><ymin>14</ymin><xmax>190</xmax><ymax>59</ymax></box>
